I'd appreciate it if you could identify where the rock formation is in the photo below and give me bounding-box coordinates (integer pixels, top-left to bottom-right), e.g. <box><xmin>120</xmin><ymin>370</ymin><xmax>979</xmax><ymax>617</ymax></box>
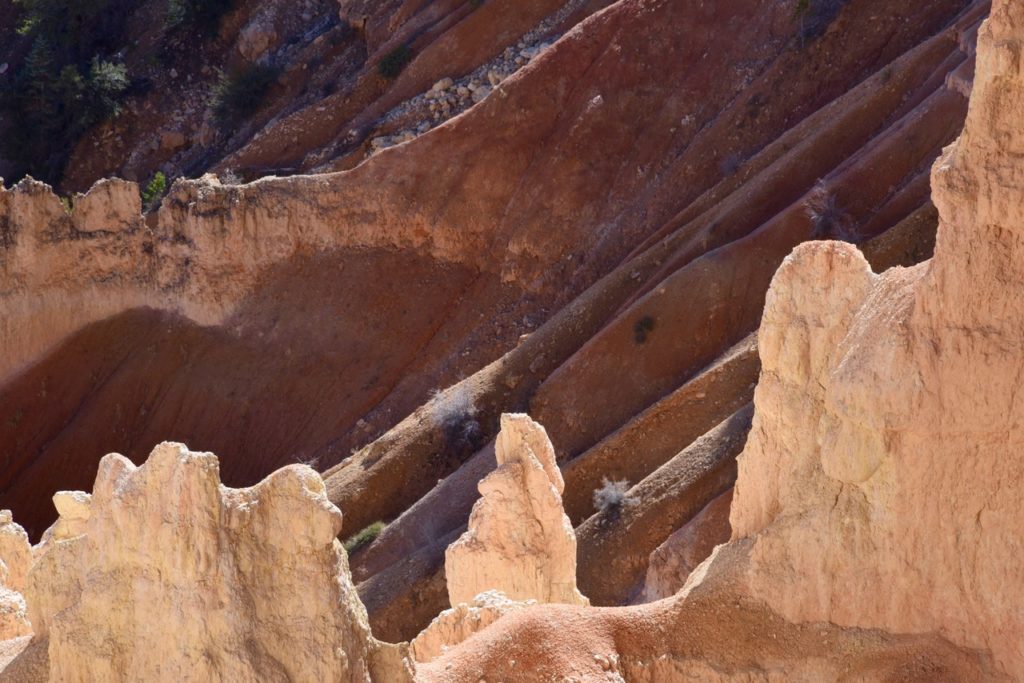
<box><xmin>15</xmin><ymin>442</ymin><xmax>411</xmax><ymax>682</ymax></box>
<box><xmin>2</xmin><ymin>0</ymin><xmax>1017</xmax><ymax>677</ymax></box>
<box><xmin>408</xmin><ymin>591</ymin><xmax>531</xmax><ymax>664</ymax></box>
<box><xmin>1</xmin><ymin>0</ymin><xmax>981</xmax><ymax>557</ymax></box>
<box><xmin>728</xmin><ymin>0</ymin><xmax>1024</xmax><ymax>675</ymax></box>
<box><xmin>0</xmin><ymin>513</ymin><xmax>31</xmax><ymax>641</ymax></box>
<box><xmin>423</xmin><ymin>2</ymin><xmax>1024</xmax><ymax>679</ymax></box>
<box><xmin>445</xmin><ymin>413</ymin><xmax>587</xmax><ymax>607</ymax></box>
<box><xmin>638</xmin><ymin>489</ymin><xmax>733</xmax><ymax>604</ymax></box>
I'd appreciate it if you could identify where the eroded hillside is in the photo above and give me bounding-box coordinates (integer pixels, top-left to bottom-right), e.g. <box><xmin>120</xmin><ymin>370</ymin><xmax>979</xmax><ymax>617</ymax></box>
<box><xmin>1</xmin><ymin>0</ymin><xmax>1021</xmax><ymax>680</ymax></box>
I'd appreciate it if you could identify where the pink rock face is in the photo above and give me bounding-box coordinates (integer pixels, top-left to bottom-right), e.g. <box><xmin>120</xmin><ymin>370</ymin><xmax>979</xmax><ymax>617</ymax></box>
<box><xmin>0</xmin><ymin>512</ymin><xmax>31</xmax><ymax>640</ymax></box>
<box><xmin>730</xmin><ymin>1</ymin><xmax>1024</xmax><ymax>676</ymax></box>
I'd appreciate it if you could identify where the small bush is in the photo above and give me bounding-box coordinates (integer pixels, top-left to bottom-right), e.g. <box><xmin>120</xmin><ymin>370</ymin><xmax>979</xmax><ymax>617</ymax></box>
<box><xmin>141</xmin><ymin>171</ymin><xmax>167</xmax><ymax>211</ymax></box>
<box><xmin>805</xmin><ymin>180</ymin><xmax>855</xmax><ymax>241</ymax></box>
<box><xmin>167</xmin><ymin>0</ymin><xmax>235</xmax><ymax>34</ymax></box>
<box><xmin>343</xmin><ymin>521</ymin><xmax>386</xmax><ymax>556</ymax></box>
<box><xmin>633</xmin><ymin>315</ymin><xmax>655</xmax><ymax>344</ymax></box>
<box><xmin>593</xmin><ymin>478</ymin><xmax>633</xmax><ymax>515</ymax></box>
<box><xmin>794</xmin><ymin>0</ymin><xmax>849</xmax><ymax>44</ymax></box>
<box><xmin>210</xmin><ymin>63</ymin><xmax>279</xmax><ymax>122</ymax></box>
<box><xmin>378</xmin><ymin>45</ymin><xmax>413</xmax><ymax>79</ymax></box>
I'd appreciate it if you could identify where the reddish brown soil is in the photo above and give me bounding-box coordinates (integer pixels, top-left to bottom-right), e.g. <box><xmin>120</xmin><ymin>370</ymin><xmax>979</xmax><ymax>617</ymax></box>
<box><xmin>418</xmin><ymin>544</ymin><xmax>996</xmax><ymax>682</ymax></box>
<box><xmin>0</xmin><ymin>249</ymin><xmax>525</xmax><ymax>539</ymax></box>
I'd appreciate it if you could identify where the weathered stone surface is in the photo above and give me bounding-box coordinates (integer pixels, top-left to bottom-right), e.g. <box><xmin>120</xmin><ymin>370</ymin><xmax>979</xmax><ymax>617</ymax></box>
<box><xmin>409</xmin><ymin>591</ymin><xmax>530</xmax><ymax>664</ymax></box>
<box><xmin>0</xmin><ymin>512</ymin><xmax>31</xmax><ymax>641</ymax></box>
<box><xmin>728</xmin><ymin>2</ymin><xmax>1024</xmax><ymax>676</ymax></box>
<box><xmin>70</xmin><ymin>178</ymin><xmax>141</xmax><ymax>235</ymax></box>
<box><xmin>0</xmin><ymin>513</ymin><xmax>30</xmax><ymax>596</ymax></box>
<box><xmin>445</xmin><ymin>413</ymin><xmax>587</xmax><ymax>607</ymax></box>
<box><xmin>639</xmin><ymin>489</ymin><xmax>732</xmax><ymax>604</ymax></box>
<box><xmin>21</xmin><ymin>442</ymin><xmax>411</xmax><ymax>682</ymax></box>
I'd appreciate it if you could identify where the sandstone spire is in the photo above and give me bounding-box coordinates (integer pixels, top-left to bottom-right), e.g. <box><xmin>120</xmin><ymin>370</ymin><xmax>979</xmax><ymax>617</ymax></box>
<box><xmin>445</xmin><ymin>413</ymin><xmax>588</xmax><ymax>607</ymax></box>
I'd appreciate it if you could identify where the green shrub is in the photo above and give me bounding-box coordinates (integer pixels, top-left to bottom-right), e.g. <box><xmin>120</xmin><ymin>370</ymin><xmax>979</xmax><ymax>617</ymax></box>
<box><xmin>166</xmin><ymin>0</ymin><xmax>235</xmax><ymax>35</ymax></box>
<box><xmin>141</xmin><ymin>171</ymin><xmax>167</xmax><ymax>210</ymax></box>
<box><xmin>378</xmin><ymin>45</ymin><xmax>413</xmax><ymax>79</ymax></box>
<box><xmin>343</xmin><ymin>521</ymin><xmax>386</xmax><ymax>556</ymax></box>
<box><xmin>210</xmin><ymin>63</ymin><xmax>279</xmax><ymax>122</ymax></box>
<box><xmin>3</xmin><ymin>0</ymin><xmax>136</xmax><ymax>183</ymax></box>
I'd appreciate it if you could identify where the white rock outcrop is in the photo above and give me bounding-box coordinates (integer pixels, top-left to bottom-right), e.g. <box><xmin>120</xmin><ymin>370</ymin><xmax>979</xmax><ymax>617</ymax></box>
<box><xmin>20</xmin><ymin>442</ymin><xmax>411</xmax><ymax>682</ymax></box>
<box><xmin>445</xmin><ymin>413</ymin><xmax>587</xmax><ymax>607</ymax></box>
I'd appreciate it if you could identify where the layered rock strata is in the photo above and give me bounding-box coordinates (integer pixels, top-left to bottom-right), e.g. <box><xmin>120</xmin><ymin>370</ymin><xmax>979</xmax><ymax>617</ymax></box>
<box><xmin>426</xmin><ymin>2</ymin><xmax>1024</xmax><ymax>678</ymax></box>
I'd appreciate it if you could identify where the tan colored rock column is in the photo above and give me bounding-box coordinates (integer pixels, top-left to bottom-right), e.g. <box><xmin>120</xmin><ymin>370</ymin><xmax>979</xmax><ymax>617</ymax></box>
<box><xmin>446</xmin><ymin>413</ymin><xmax>588</xmax><ymax>606</ymax></box>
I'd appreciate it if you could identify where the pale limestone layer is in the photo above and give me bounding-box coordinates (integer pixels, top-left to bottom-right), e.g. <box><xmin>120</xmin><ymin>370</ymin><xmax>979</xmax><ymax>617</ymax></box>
<box><xmin>0</xmin><ymin>512</ymin><xmax>31</xmax><ymax>640</ymax></box>
<box><xmin>446</xmin><ymin>413</ymin><xmax>588</xmax><ymax>607</ymax></box>
<box><xmin>727</xmin><ymin>1</ymin><xmax>1024</xmax><ymax>676</ymax></box>
<box><xmin>409</xmin><ymin>591</ymin><xmax>532</xmax><ymax>663</ymax></box>
<box><xmin>20</xmin><ymin>442</ymin><xmax>412</xmax><ymax>682</ymax></box>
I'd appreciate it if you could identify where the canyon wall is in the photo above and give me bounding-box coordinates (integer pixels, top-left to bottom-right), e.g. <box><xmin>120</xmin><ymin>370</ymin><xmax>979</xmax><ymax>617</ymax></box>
<box><xmin>0</xmin><ymin>169</ymin><xmax>495</xmax><ymax>387</ymax></box>
<box><xmin>422</xmin><ymin>2</ymin><xmax>1023</xmax><ymax>678</ymax></box>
